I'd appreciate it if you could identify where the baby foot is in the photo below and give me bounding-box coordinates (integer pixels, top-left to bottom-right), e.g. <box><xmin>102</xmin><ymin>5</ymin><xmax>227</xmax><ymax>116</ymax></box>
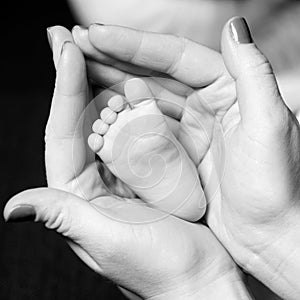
<box><xmin>88</xmin><ymin>78</ymin><xmax>206</xmax><ymax>221</ymax></box>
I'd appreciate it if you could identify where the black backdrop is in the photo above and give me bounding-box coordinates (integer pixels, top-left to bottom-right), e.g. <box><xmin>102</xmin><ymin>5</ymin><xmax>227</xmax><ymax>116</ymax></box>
<box><xmin>0</xmin><ymin>1</ymin><xmax>125</xmax><ymax>299</ymax></box>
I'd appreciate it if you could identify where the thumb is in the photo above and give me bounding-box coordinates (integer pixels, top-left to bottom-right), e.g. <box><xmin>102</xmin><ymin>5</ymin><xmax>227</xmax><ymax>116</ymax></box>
<box><xmin>4</xmin><ymin>188</ymin><xmax>94</xmax><ymax>235</ymax></box>
<box><xmin>3</xmin><ymin>188</ymin><xmax>124</xmax><ymax>272</ymax></box>
<box><xmin>221</xmin><ymin>17</ymin><xmax>285</xmax><ymax>126</ymax></box>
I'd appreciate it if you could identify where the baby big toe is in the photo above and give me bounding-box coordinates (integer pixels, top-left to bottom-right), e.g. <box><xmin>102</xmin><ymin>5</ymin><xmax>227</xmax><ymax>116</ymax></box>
<box><xmin>125</xmin><ymin>78</ymin><xmax>153</xmax><ymax>107</ymax></box>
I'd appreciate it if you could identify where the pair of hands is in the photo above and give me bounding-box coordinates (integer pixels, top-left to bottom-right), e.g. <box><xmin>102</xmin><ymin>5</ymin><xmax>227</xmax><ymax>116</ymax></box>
<box><xmin>4</xmin><ymin>17</ymin><xmax>300</xmax><ymax>299</ymax></box>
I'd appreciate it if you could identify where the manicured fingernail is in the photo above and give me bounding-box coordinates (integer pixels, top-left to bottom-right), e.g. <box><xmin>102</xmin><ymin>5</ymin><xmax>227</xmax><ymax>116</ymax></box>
<box><xmin>230</xmin><ymin>17</ymin><xmax>253</xmax><ymax>44</ymax></box>
<box><xmin>6</xmin><ymin>205</ymin><xmax>36</xmax><ymax>223</ymax></box>
<box><xmin>47</xmin><ymin>27</ymin><xmax>53</xmax><ymax>50</ymax></box>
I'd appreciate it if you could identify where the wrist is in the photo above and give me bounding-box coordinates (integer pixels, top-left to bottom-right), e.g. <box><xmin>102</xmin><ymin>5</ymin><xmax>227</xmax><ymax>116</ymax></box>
<box><xmin>195</xmin><ymin>269</ymin><xmax>252</xmax><ymax>300</ymax></box>
<box><xmin>245</xmin><ymin>207</ymin><xmax>300</xmax><ymax>300</ymax></box>
<box><xmin>149</xmin><ymin>268</ymin><xmax>252</xmax><ymax>300</ymax></box>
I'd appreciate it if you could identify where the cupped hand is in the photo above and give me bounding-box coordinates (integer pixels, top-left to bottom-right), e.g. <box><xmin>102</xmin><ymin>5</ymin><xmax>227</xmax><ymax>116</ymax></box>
<box><xmin>3</xmin><ymin>26</ymin><xmax>251</xmax><ymax>300</ymax></box>
<box><xmin>73</xmin><ymin>18</ymin><xmax>300</xmax><ymax>299</ymax></box>
<box><xmin>45</xmin><ymin>26</ymin><xmax>134</xmax><ymax>200</ymax></box>
<box><xmin>4</xmin><ymin>187</ymin><xmax>244</xmax><ymax>300</ymax></box>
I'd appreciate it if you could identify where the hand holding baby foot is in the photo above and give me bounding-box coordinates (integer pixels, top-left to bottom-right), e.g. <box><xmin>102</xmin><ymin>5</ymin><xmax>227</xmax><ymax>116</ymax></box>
<box><xmin>3</xmin><ymin>25</ymin><xmax>255</xmax><ymax>300</ymax></box>
<box><xmin>74</xmin><ymin>19</ymin><xmax>300</xmax><ymax>299</ymax></box>
<box><xmin>4</xmin><ymin>187</ymin><xmax>252</xmax><ymax>300</ymax></box>
<box><xmin>45</xmin><ymin>26</ymin><xmax>134</xmax><ymax>200</ymax></box>
<box><xmin>206</xmin><ymin>19</ymin><xmax>300</xmax><ymax>299</ymax></box>
<box><xmin>4</xmin><ymin>31</ymin><xmax>252</xmax><ymax>298</ymax></box>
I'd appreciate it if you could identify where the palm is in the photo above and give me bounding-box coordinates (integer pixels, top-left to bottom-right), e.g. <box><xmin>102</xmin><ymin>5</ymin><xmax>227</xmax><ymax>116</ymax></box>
<box><xmin>84</xmin><ymin>51</ymin><xmax>300</xmax><ymax>270</ymax></box>
<box><xmin>79</xmin><ymin>196</ymin><xmax>232</xmax><ymax>298</ymax></box>
<box><xmin>201</xmin><ymin>100</ymin><xmax>300</xmax><ymax>263</ymax></box>
<box><xmin>73</xmin><ymin>24</ymin><xmax>300</xmax><ymax>259</ymax></box>
<box><xmin>17</xmin><ymin>26</ymin><xmax>241</xmax><ymax>300</ymax></box>
<box><xmin>47</xmin><ymin>80</ymin><xmax>233</xmax><ymax>298</ymax></box>
<box><xmin>45</xmin><ymin>26</ymin><xmax>134</xmax><ymax>201</ymax></box>
<box><xmin>46</xmin><ymin>89</ymin><xmax>115</xmax><ymax>201</ymax></box>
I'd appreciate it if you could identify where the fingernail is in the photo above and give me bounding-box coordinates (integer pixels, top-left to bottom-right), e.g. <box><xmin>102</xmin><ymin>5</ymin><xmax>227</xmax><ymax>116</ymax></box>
<box><xmin>60</xmin><ymin>41</ymin><xmax>72</xmax><ymax>58</ymax></box>
<box><xmin>230</xmin><ymin>17</ymin><xmax>253</xmax><ymax>44</ymax></box>
<box><xmin>77</xmin><ymin>25</ymin><xmax>88</xmax><ymax>30</ymax></box>
<box><xmin>47</xmin><ymin>27</ymin><xmax>53</xmax><ymax>50</ymax></box>
<box><xmin>72</xmin><ymin>25</ymin><xmax>88</xmax><ymax>33</ymax></box>
<box><xmin>6</xmin><ymin>205</ymin><xmax>36</xmax><ymax>223</ymax></box>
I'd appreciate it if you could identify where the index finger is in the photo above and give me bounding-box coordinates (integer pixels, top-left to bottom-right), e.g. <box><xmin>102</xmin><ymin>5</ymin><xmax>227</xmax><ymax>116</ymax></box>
<box><xmin>88</xmin><ymin>24</ymin><xmax>226</xmax><ymax>88</ymax></box>
<box><xmin>45</xmin><ymin>39</ymin><xmax>90</xmax><ymax>187</ymax></box>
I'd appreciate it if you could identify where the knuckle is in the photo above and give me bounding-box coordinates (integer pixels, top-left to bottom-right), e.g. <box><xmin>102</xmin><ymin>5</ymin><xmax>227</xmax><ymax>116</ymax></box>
<box><xmin>44</xmin><ymin>196</ymin><xmax>73</xmax><ymax>235</ymax></box>
<box><xmin>243</xmin><ymin>48</ymin><xmax>273</xmax><ymax>76</ymax></box>
<box><xmin>166</xmin><ymin>36</ymin><xmax>187</xmax><ymax>75</ymax></box>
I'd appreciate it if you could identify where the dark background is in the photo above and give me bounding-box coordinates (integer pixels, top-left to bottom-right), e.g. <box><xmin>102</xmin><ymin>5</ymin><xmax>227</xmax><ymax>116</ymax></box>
<box><xmin>0</xmin><ymin>1</ymin><xmax>297</xmax><ymax>300</ymax></box>
<box><xmin>0</xmin><ymin>1</ymin><xmax>125</xmax><ymax>299</ymax></box>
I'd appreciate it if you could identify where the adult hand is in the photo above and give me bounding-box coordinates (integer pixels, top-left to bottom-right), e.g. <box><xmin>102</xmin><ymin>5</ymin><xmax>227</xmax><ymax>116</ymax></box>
<box><xmin>5</xmin><ymin>187</ymin><xmax>249</xmax><ymax>300</ymax></box>
<box><xmin>3</xmin><ymin>26</ymin><xmax>252</xmax><ymax>300</ymax></box>
<box><xmin>73</xmin><ymin>18</ymin><xmax>300</xmax><ymax>299</ymax></box>
<box><xmin>45</xmin><ymin>26</ymin><xmax>134</xmax><ymax>199</ymax></box>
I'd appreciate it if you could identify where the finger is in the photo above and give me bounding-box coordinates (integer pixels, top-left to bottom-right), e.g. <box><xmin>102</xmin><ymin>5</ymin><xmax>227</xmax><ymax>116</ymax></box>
<box><xmin>47</xmin><ymin>26</ymin><xmax>74</xmax><ymax>69</ymax></box>
<box><xmin>3</xmin><ymin>187</ymin><xmax>186</xmax><ymax>299</ymax></box>
<box><xmin>87</xmin><ymin>61</ymin><xmax>185</xmax><ymax>119</ymax></box>
<box><xmin>88</xmin><ymin>59</ymin><xmax>191</xmax><ymax>97</ymax></box>
<box><xmin>45</xmin><ymin>42</ymin><xmax>89</xmax><ymax>186</ymax></box>
<box><xmin>88</xmin><ymin>24</ymin><xmax>226</xmax><ymax>87</ymax></box>
<box><xmin>87</xmin><ymin>59</ymin><xmax>130</xmax><ymax>89</ymax></box>
<box><xmin>119</xmin><ymin>287</ymin><xmax>142</xmax><ymax>300</ymax></box>
<box><xmin>72</xmin><ymin>25</ymin><xmax>163</xmax><ymax>77</ymax></box>
<box><xmin>3</xmin><ymin>188</ymin><xmax>124</xmax><ymax>273</ymax></box>
<box><xmin>221</xmin><ymin>17</ymin><xmax>287</xmax><ymax>127</ymax></box>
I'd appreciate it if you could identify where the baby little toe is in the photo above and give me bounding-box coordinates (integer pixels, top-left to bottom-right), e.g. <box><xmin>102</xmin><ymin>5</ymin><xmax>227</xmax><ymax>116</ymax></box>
<box><xmin>108</xmin><ymin>95</ymin><xmax>126</xmax><ymax>112</ymax></box>
<box><xmin>93</xmin><ymin>119</ymin><xmax>109</xmax><ymax>135</ymax></box>
<box><xmin>100</xmin><ymin>107</ymin><xmax>117</xmax><ymax>124</ymax></box>
<box><xmin>88</xmin><ymin>133</ymin><xmax>104</xmax><ymax>153</ymax></box>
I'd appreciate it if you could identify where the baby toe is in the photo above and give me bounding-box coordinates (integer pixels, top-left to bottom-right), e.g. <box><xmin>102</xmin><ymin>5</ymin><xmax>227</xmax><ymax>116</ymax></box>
<box><xmin>100</xmin><ymin>107</ymin><xmax>117</xmax><ymax>124</ymax></box>
<box><xmin>93</xmin><ymin>119</ymin><xmax>109</xmax><ymax>135</ymax></box>
<box><xmin>108</xmin><ymin>95</ymin><xmax>126</xmax><ymax>112</ymax></box>
<box><xmin>125</xmin><ymin>78</ymin><xmax>153</xmax><ymax>107</ymax></box>
<box><xmin>88</xmin><ymin>133</ymin><xmax>104</xmax><ymax>153</ymax></box>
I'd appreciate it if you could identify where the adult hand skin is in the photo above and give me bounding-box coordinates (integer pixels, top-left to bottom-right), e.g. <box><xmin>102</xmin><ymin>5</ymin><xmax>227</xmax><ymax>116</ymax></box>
<box><xmin>3</xmin><ymin>26</ymin><xmax>253</xmax><ymax>300</ymax></box>
<box><xmin>73</xmin><ymin>18</ymin><xmax>300</xmax><ymax>299</ymax></box>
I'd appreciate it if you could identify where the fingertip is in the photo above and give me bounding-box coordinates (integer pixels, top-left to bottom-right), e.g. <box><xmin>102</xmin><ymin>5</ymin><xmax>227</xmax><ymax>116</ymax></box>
<box><xmin>3</xmin><ymin>191</ymin><xmax>28</xmax><ymax>221</ymax></box>
<box><xmin>88</xmin><ymin>23</ymin><xmax>113</xmax><ymax>50</ymax></box>
<box><xmin>72</xmin><ymin>25</ymin><xmax>107</xmax><ymax>62</ymax></box>
<box><xmin>56</xmin><ymin>42</ymin><xmax>87</xmax><ymax>95</ymax></box>
<box><xmin>3</xmin><ymin>201</ymin><xmax>11</xmax><ymax>222</ymax></box>
<box><xmin>89</xmin><ymin>23</ymin><xmax>107</xmax><ymax>35</ymax></box>
<box><xmin>59</xmin><ymin>41</ymin><xmax>83</xmax><ymax>64</ymax></box>
<box><xmin>3</xmin><ymin>188</ymin><xmax>48</xmax><ymax>222</ymax></box>
<box><xmin>89</xmin><ymin>23</ymin><xmax>106</xmax><ymax>33</ymax></box>
<box><xmin>72</xmin><ymin>25</ymin><xmax>88</xmax><ymax>32</ymax></box>
<box><xmin>72</xmin><ymin>25</ymin><xmax>89</xmax><ymax>45</ymax></box>
<box><xmin>48</xmin><ymin>26</ymin><xmax>74</xmax><ymax>69</ymax></box>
